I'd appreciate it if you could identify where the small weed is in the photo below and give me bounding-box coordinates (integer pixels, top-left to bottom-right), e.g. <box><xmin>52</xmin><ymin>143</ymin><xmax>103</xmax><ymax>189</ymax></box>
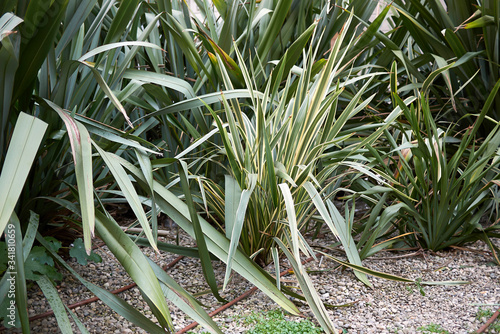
<box><xmin>477</xmin><ymin>307</ymin><xmax>494</xmax><ymax>321</ymax></box>
<box><xmin>406</xmin><ymin>280</ymin><xmax>426</xmax><ymax>296</ymax></box>
<box><xmin>415</xmin><ymin>278</ymin><xmax>426</xmax><ymax>296</ymax></box>
<box><xmin>491</xmin><ymin>322</ymin><xmax>500</xmax><ymax>333</ymax></box>
<box><xmin>418</xmin><ymin>323</ymin><xmax>449</xmax><ymax>334</ymax></box>
<box><xmin>475</xmin><ymin>307</ymin><xmax>500</xmax><ymax>333</ymax></box>
<box><xmin>244</xmin><ymin>309</ymin><xmax>323</xmax><ymax>334</ymax></box>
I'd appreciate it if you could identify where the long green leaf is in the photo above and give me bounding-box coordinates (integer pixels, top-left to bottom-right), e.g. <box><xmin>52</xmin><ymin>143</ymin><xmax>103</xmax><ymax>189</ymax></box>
<box><xmin>65</xmin><ymin>305</ymin><xmax>90</xmax><ymax>334</ymax></box>
<box><xmin>224</xmin><ymin>175</ymin><xmax>242</xmax><ymax>239</ymax></box>
<box><xmin>318</xmin><ymin>251</ymin><xmax>413</xmax><ymax>282</ymax></box>
<box><xmin>130</xmin><ymin>236</ymin><xmax>217</xmax><ymax>259</ymax></box>
<box><xmin>278</xmin><ymin>183</ymin><xmax>301</xmax><ymax>268</ymax></box>
<box><xmin>319</xmin><ymin>251</ymin><xmax>469</xmax><ymax>286</ymax></box>
<box><xmin>11</xmin><ymin>212</ymin><xmax>29</xmax><ymax>332</ymax></box>
<box><xmin>0</xmin><ymin>112</ymin><xmax>47</xmax><ymax>236</ymax></box>
<box><xmin>56</xmin><ymin>0</ymin><xmax>98</xmax><ymax>56</ymax></box>
<box><xmin>45</xmin><ymin>99</ymin><xmax>95</xmax><ymax>254</ymax></box>
<box><xmin>74</xmin><ymin>114</ymin><xmax>159</xmax><ymax>155</ymax></box>
<box><xmin>306</xmin><ymin>179</ymin><xmax>384</xmax><ymax>271</ymax></box>
<box><xmin>13</xmin><ymin>0</ymin><xmax>68</xmax><ymax>102</ymax></box>
<box><xmin>135</xmin><ymin>148</ymin><xmax>158</xmax><ymax>241</ymax></box>
<box><xmin>147</xmin><ymin>258</ymin><xmax>223</xmax><ymax>334</ymax></box>
<box><xmin>275</xmin><ymin>238</ymin><xmax>337</xmax><ymax>333</ymax></box>
<box><xmin>93</xmin><ymin>144</ymin><xmax>158</xmax><ymax>253</ymax></box>
<box><xmin>268</xmin><ymin>21</ymin><xmax>317</xmax><ymax>89</ymax></box>
<box><xmin>223</xmin><ymin>174</ymin><xmax>257</xmax><ymax>290</ymax></box>
<box><xmin>94</xmin><ymin>211</ymin><xmax>174</xmax><ymax>331</ymax></box>
<box><xmin>102</xmin><ymin>0</ymin><xmax>140</xmax><ymax>45</ymax></box>
<box><xmin>0</xmin><ymin>34</ymin><xmax>19</xmax><ymax>157</ymax></box>
<box><xmin>79</xmin><ymin>62</ymin><xmax>133</xmax><ymax>128</ymax></box>
<box><xmin>325</xmin><ymin>199</ymin><xmax>371</xmax><ymax>286</ymax></box>
<box><xmin>78</xmin><ymin>41</ymin><xmax>163</xmax><ymax>62</ymax></box>
<box><xmin>145</xmin><ymin>89</ymin><xmax>271</xmax><ymax>119</ymax></box>
<box><xmin>117</xmin><ymin>157</ymin><xmax>299</xmax><ymax>314</ymax></box>
<box><xmin>37</xmin><ymin>234</ymin><xmax>165</xmax><ymax>333</ymax></box>
<box><xmin>36</xmin><ymin>276</ymin><xmax>73</xmax><ymax>334</ymax></box>
<box><xmin>75</xmin><ymin>122</ymin><xmax>95</xmax><ymax>254</ymax></box>
<box><xmin>255</xmin><ymin>0</ymin><xmax>293</xmax><ymax>65</ymax></box>
<box><xmin>178</xmin><ymin>160</ymin><xmax>226</xmax><ymax>303</ymax></box>
<box><xmin>22</xmin><ymin>211</ymin><xmax>38</xmax><ymax>261</ymax></box>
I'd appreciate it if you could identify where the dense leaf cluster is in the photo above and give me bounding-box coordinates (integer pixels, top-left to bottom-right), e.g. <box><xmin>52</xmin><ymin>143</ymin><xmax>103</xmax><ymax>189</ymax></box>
<box><xmin>0</xmin><ymin>0</ymin><xmax>498</xmax><ymax>333</ymax></box>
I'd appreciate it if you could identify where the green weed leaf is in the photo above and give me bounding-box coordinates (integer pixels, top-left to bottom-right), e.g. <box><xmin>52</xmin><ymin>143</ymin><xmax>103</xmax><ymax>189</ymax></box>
<box><xmin>69</xmin><ymin>238</ymin><xmax>102</xmax><ymax>265</ymax></box>
<box><xmin>24</xmin><ymin>246</ymin><xmax>62</xmax><ymax>281</ymax></box>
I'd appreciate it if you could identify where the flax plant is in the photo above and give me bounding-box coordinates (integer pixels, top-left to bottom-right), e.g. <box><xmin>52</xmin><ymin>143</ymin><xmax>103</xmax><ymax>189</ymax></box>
<box><xmin>178</xmin><ymin>15</ymin><xmax>372</xmax><ymax>333</ymax></box>
<box><xmin>171</xmin><ymin>12</ymin><xmax>426</xmax><ymax>329</ymax></box>
<box><xmin>195</xmin><ymin>16</ymin><xmax>361</xmax><ymax>260</ymax></box>
<box><xmin>353</xmin><ymin>0</ymin><xmax>500</xmax><ymax>134</ymax></box>
<box><xmin>0</xmin><ymin>2</ymin><xmax>224</xmax><ymax>331</ymax></box>
<box><xmin>360</xmin><ymin>75</ymin><xmax>500</xmax><ymax>255</ymax></box>
<box><xmin>0</xmin><ymin>1</ymin><xmax>302</xmax><ymax>332</ymax></box>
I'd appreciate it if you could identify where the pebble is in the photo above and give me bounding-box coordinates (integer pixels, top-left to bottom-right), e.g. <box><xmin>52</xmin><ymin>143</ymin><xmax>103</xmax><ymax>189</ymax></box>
<box><xmin>24</xmin><ymin>229</ymin><xmax>500</xmax><ymax>334</ymax></box>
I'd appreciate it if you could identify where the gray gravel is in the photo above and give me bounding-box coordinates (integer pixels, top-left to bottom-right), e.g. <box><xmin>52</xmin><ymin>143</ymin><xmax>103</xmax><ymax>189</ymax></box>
<box><xmin>19</xmin><ymin>227</ymin><xmax>500</xmax><ymax>334</ymax></box>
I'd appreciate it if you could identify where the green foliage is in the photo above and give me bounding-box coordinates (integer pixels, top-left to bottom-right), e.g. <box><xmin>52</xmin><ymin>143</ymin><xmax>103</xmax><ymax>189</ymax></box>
<box><xmin>24</xmin><ymin>246</ymin><xmax>62</xmax><ymax>281</ymax></box>
<box><xmin>477</xmin><ymin>307</ymin><xmax>495</xmax><ymax>320</ymax></box>
<box><xmin>69</xmin><ymin>238</ymin><xmax>102</xmax><ymax>265</ymax></box>
<box><xmin>24</xmin><ymin>237</ymin><xmax>63</xmax><ymax>281</ymax></box>
<box><xmin>359</xmin><ymin>87</ymin><xmax>500</xmax><ymax>252</ymax></box>
<box><xmin>0</xmin><ymin>1</ymin><xmax>254</xmax><ymax>332</ymax></box>
<box><xmin>198</xmin><ymin>12</ymin><xmax>381</xmax><ymax>271</ymax></box>
<box><xmin>245</xmin><ymin>309</ymin><xmax>323</xmax><ymax>334</ymax></box>
<box><xmin>194</xmin><ymin>14</ymin><xmax>384</xmax><ymax>330</ymax></box>
<box><xmin>363</xmin><ymin>0</ymin><xmax>500</xmax><ymax>133</ymax></box>
<box><xmin>476</xmin><ymin>307</ymin><xmax>500</xmax><ymax>333</ymax></box>
<box><xmin>1</xmin><ymin>0</ymin><xmax>499</xmax><ymax>333</ymax></box>
<box><xmin>405</xmin><ymin>282</ymin><xmax>426</xmax><ymax>295</ymax></box>
<box><xmin>415</xmin><ymin>278</ymin><xmax>426</xmax><ymax>296</ymax></box>
<box><xmin>418</xmin><ymin>323</ymin><xmax>449</xmax><ymax>334</ymax></box>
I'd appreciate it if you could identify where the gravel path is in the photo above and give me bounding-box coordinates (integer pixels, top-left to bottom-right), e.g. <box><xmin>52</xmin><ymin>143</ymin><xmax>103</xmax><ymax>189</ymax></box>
<box><xmin>18</xmin><ymin>227</ymin><xmax>500</xmax><ymax>334</ymax></box>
